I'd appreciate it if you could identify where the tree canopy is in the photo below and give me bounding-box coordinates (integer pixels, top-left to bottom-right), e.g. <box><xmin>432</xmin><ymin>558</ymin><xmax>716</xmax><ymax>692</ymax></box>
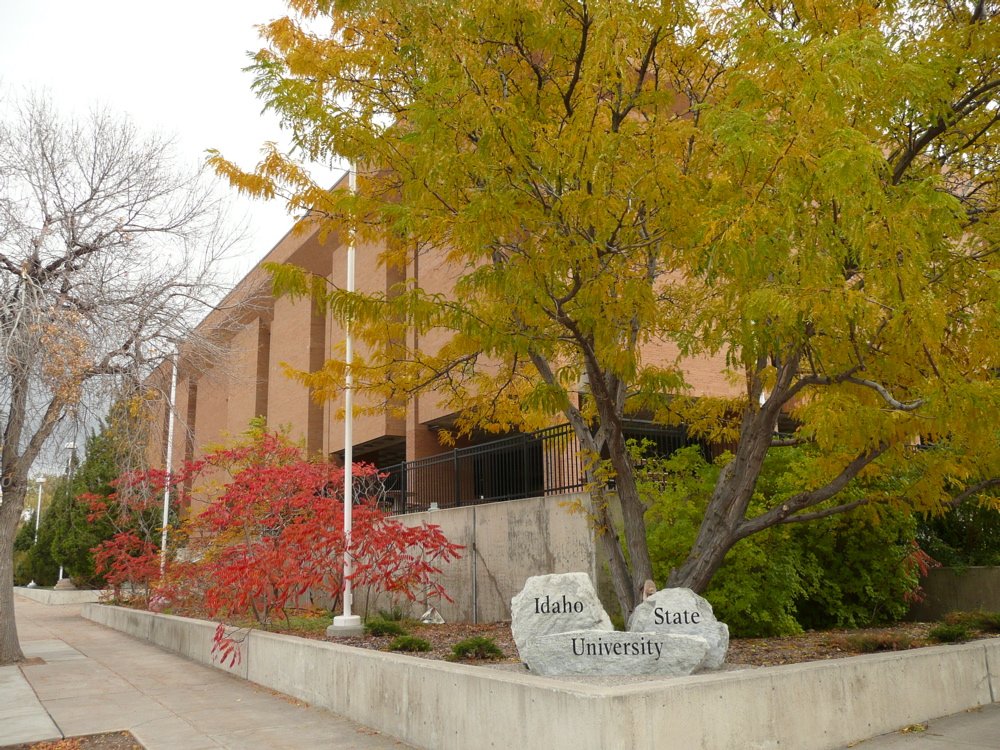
<box><xmin>0</xmin><ymin>96</ymin><xmax>235</xmax><ymax>664</ymax></box>
<box><xmin>214</xmin><ymin>0</ymin><xmax>1000</xmax><ymax>616</ymax></box>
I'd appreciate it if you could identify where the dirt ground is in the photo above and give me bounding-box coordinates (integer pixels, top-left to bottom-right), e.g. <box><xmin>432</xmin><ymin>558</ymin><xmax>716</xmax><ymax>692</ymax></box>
<box><xmin>281</xmin><ymin>617</ymin><xmax>996</xmax><ymax>667</ymax></box>
<box><xmin>139</xmin><ymin>595</ymin><xmax>1000</xmax><ymax>668</ymax></box>
<box><xmin>1</xmin><ymin>732</ymin><xmax>144</xmax><ymax>750</ymax></box>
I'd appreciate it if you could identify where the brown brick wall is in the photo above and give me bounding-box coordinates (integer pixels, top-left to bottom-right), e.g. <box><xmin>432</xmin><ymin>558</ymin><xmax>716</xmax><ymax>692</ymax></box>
<box><xmin>150</xmin><ymin>174</ymin><xmax>738</xmax><ymax>491</ymax></box>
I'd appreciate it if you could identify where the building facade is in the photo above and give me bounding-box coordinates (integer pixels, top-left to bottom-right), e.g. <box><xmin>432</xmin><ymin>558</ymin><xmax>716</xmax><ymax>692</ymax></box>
<box><xmin>146</xmin><ymin>172</ymin><xmax>740</xmax><ymax>513</ymax></box>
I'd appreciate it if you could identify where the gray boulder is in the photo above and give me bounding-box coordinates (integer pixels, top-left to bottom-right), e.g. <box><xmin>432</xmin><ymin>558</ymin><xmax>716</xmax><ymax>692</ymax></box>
<box><xmin>627</xmin><ymin>587</ymin><xmax>729</xmax><ymax>669</ymax></box>
<box><xmin>521</xmin><ymin>629</ymin><xmax>710</xmax><ymax>677</ymax></box>
<box><xmin>510</xmin><ymin>573</ymin><xmax>613</xmax><ymax>654</ymax></box>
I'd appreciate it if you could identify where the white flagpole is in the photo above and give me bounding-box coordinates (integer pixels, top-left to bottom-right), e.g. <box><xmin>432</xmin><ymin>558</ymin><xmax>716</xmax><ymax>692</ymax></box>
<box><xmin>160</xmin><ymin>351</ymin><xmax>178</xmax><ymax>576</ymax></box>
<box><xmin>329</xmin><ymin>166</ymin><xmax>363</xmax><ymax>636</ymax></box>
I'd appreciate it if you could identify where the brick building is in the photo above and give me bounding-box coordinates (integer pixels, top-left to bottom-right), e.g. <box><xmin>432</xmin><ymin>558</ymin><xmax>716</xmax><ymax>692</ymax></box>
<box><xmin>146</xmin><ymin>172</ymin><xmax>740</xmax><ymax>514</ymax></box>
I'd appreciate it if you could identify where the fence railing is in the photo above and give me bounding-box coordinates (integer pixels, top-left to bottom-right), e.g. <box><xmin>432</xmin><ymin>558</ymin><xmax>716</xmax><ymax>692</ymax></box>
<box><xmin>374</xmin><ymin>421</ymin><xmax>695</xmax><ymax>514</ymax></box>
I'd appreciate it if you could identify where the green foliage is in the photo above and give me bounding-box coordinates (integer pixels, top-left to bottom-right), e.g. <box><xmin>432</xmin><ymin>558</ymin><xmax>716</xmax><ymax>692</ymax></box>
<box><xmin>13</xmin><ymin>551</ymin><xmax>32</xmax><ymax>587</ymax></box>
<box><xmin>49</xmin><ymin>475</ymin><xmax>112</xmax><ymax>586</ymax></box>
<box><xmin>449</xmin><ymin>636</ymin><xmax>504</xmax><ymax>661</ymax></box>
<box><xmin>377</xmin><ymin>606</ymin><xmax>406</xmax><ymax>622</ymax></box>
<box><xmin>928</xmin><ymin>623</ymin><xmax>971</xmax><ymax>643</ymax></box>
<box><xmin>23</xmin><ymin>509</ymin><xmax>60</xmax><ymax>587</ymax></box>
<box><xmin>386</xmin><ymin>635</ymin><xmax>431</xmax><ymax>653</ymax></box>
<box><xmin>25</xmin><ymin>473</ymin><xmax>100</xmax><ymax>586</ymax></box>
<box><xmin>268</xmin><ymin>613</ymin><xmax>334</xmax><ymax>635</ymax></box>
<box><xmin>365</xmin><ymin>618</ymin><xmax>408</xmax><ymax>637</ymax></box>
<box><xmin>13</xmin><ymin>521</ymin><xmax>34</xmax><ymax>553</ymax></box>
<box><xmin>215</xmin><ymin>0</ymin><xmax>1000</xmax><ymax>608</ymax></box>
<box><xmin>943</xmin><ymin>611</ymin><xmax>1000</xmax><ymax>634</ymax></box>
<box><xmin>918</xmin><ymin>504</ymin><xmax>1000</xmax><ymax>568</ymax></box>
<box><xmin>642</xmin><ymin>445</ymin><xmax>926</xmax><ymax>636</ymax></box>
<box><xmin>843</xmin><ymin>634</ymin><xmax>913</xmax><ymax>653</ymax></box>
<box><xmin>25</xmin><ymin>418</ymin><xmax>158</xmax><ymax>588</ymax></box>
<box><xmin>792</xmin><ymin>512</ymin><xmax>922</xmax><ymax>631</ymax></box>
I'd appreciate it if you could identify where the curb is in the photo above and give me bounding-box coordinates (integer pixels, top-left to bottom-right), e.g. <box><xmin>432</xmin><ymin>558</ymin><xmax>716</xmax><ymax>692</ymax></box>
<box><xmin>14</xmin><ymin>587</ymin><xmax>104</xmax><ymax>605</ymax></box>
<box><xmin>82</xmin><ymin>604</ymin><xmax>1000</xmax><ymax>750</ymax></box>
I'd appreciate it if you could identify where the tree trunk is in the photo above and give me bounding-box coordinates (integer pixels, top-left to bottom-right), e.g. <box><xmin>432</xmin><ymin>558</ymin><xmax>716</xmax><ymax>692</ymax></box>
<box><xmin>604</xmin><ymin>423</ymin><xmax>653</xmax><ymax>605</ymax></box>
<box><xmin>590</xmin><ymin>488</ymin><xmax>637</xmax><ymax>618</ymax></box>
<box><xmin>0</xmin><ymin>481</ymin><xmax>27</xmax><ymax>664</ymax></box>
<box><xmin>665</xmin><ymin>489</ymin><xmax>741</xmax><ymax>593</ymax></box>
<box><xmin>667</xmin><ymin>400</ymin><xmax>778</xmax><ymax>593</ymax></box>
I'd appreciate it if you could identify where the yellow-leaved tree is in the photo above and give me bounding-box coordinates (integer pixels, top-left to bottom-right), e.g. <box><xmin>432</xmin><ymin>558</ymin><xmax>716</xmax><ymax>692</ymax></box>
<box><xmin>212</xmin><ymin>0</ymin><xmax>1000</xmax><ymax>617</ymax></box>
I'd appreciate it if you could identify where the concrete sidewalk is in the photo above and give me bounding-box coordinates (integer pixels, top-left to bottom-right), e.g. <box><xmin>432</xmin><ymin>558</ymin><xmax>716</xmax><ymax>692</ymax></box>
<box><xmin>2</xmin><ymin>595</ymin><xmax>412</xmax><ymax>749</ymax></box>
<box><xmin>842</xmin><ymin>704</ymin><xmax>1000</xmax><ymax>749</ymax></box>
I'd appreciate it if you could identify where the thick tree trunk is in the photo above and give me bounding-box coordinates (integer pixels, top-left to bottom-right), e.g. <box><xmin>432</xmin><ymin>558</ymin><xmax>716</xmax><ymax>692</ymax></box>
<box><xmin>0</xmin><ymin>481</ymin><xmax>27</xmax><ymax>664</ymax></box>
<box><xmin>667</xmin><ymin>396</ymin><xmax>779</xmax><ymax>593</ymax></box>
<box><xmin>665</xmin><ymin>491</ymin><xmax>741</xmax><ymax>593</ymax></box>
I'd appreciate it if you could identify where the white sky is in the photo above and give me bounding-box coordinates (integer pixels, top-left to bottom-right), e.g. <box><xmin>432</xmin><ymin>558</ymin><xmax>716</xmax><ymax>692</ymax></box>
<box><xmin>0</xmin><ymin>0</ymin><xmax>340</xmax><ymax>282</ymax></box>
<box><xmin>0</xmin><ymin>1</ymin><xmax>347</xmax><ymax>474</ymax></box>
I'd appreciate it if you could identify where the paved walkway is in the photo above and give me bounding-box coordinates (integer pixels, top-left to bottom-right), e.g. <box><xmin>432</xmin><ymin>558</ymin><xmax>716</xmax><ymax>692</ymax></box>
<box><xmin>2</xmin><ymin>595</ymin><xmax>412</xmax><ymax>749</ymax></box>
<box><xmin>841</xmin><ymin>704</ymin><xmax>1000</xmax><ymax>749</ymax></box>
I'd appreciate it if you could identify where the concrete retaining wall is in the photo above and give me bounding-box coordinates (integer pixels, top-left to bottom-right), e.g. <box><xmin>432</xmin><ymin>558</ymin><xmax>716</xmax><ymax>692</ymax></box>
<box><xmin>363</xmin><ymin>492</ymin><xmax>598</xmax><ymax>623</ymax></box>
<box><xmin>908</xmin><ymin>567</ymin><xmax>1000</xmax><ymax>621</ymax></box>
<box><xmin>14</xmin><ymin>588</ymin><xmax>103</xmax><ymax>605</ymax></box>
<box><xmin>83</xmin><ymin>603</ymin><xmax>999</xmax><ymax>750</ymax></box>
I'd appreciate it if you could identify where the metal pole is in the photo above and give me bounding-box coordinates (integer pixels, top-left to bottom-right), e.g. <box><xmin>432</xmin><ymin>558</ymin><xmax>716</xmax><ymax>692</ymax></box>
<box><xmin>33</xmin><ymin>477</ymin><xmax>44</xmax><ymax>544</ymax></box>
<box><xmin>56</xmin><ymin>444</ymin><xmax>76</xmax><ymax>588</ymax></box>
<box><xmin>328</xmin><ymin>166</ymin><xmax>363</xmax><ymax>636</ymax></box>
<box><xmin>160</xmin><ymin>352</ymin><xmax>178</xmax><ymax>576</ymax></box>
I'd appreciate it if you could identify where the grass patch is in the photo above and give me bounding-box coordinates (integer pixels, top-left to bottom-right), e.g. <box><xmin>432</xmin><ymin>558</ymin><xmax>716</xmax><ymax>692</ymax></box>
<box><xmin>449</xmin><ymin>636</ymin><xmax>504</xmax><ymax>661</ymax></box>
<box><xmin>365</xmin><ymin>618</ymin><xmax>408</xmax><ymax>637</ymax></box>
<box><xmin>928</xmin><ymin>623</ymin><xmax>971</xmax><ymax>643</ymax></box>
<box><xmin>267</xmin><ymin>612</ymin><xmax>333</xmax><ymax>635</ymax></box>
<box><xmin>943</xmin><ymin>610</ymin><xmax>1000</xmax><ymax>633</ymax></box>
<box><xmin>377</xmin><ymin>606</ymin><xmax>407</xmax><ymax>622</ymax></box>
<box><xmin>843</xmin><ymin>633</ymin><xmax>913</xmax><ymax>653</ymax></box>
<box><xmin>387</xmin><ymin>635</ymin><xmax>431</xmax><ymax>653</ymax></box>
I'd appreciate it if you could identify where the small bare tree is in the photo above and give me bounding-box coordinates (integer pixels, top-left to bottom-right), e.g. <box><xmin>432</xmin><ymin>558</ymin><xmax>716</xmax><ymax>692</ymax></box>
<box><xmin>0</xmin><ymin>95</ymin><xmax>236</xmax><ymax>664</ymax></box>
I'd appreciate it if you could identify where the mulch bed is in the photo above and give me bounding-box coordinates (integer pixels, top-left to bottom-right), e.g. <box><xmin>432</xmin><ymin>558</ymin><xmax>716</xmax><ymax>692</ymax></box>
<box><xmin>1</xmin><ymin>732</ymin><xmax>144</xmax><ymax>750</ymax></box>
<box><xmin>128</xmin><ymin>599</ymin><xmax>1000</xmax><ymax>668</ymax></box>
<box><xmin>333</xmin><ymin>622</ymin><xmax>522</xmax><ymax>664</ymax></box>
<box><xmin>276</xmin><ymin>617</ymin><xmax>996</xmax><ymax>668</ymax></box>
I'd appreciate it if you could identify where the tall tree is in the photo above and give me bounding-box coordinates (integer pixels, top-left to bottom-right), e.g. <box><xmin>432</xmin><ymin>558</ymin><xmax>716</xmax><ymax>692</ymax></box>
<box><xmin>31</xmin><ymin>404</ymin><xmax>154</xmax><ymax>588</ymax></box>
<box><xmin>0</xmin><ymin>96</ymin><xmax>233</xmax><ymax>664</ymax></box>
<box><xmin>213</xmin><ymin>0</ymin><xmax>1000</xmax><ymax>617</ymax></box>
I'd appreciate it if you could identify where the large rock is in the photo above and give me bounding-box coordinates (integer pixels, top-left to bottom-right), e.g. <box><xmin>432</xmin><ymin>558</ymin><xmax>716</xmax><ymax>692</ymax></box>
<box><xmin>627</xmin><ymin>587</ymin><xmax>729</xmax><ymax>669</ymax></box>
<box><xmin>511</xmin><ymin>573</ymin><xmax>613</xmax><ymax>654</ymax></box>
<box><xmin>521</xmin><ymin>629</ymin><xmax>710</xmax><ymax>677</ymax></box>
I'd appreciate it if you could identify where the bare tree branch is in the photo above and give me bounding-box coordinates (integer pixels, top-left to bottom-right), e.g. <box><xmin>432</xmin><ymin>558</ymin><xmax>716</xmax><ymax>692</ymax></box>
<box><xmin>0</xmin><ymin>94</ymin><xmax>241</xmax><ymax>665</ymax></box>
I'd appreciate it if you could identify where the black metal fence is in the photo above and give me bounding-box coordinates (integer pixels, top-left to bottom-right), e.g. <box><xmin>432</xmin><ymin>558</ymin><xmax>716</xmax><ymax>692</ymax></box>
<box><xmin>375</xmin><ymin>421</ymin><xmax>696</xmax><ymax>514</ymax></box>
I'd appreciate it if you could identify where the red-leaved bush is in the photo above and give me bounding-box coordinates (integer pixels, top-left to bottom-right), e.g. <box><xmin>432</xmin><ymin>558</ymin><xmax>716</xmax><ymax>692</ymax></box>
<box><xmin>85</xmin><ymin>467</ymin><xmax>178</xmax><ymax>604</ymax></box>
<box><xmin>90</xmin><ymin>428</ymin><xmax>463</xmax><ymax>663</ymax></box>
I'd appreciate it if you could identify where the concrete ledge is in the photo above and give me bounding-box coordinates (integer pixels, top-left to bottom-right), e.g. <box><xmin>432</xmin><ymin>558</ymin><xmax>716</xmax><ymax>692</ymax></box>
<box><xmin>14</xmin><ymin>587</ymin><xmax>103</xmax><ymax>605</ymax></box>
<box><xmin>82</xmin><ymin>603</ymin><xmax>1000</xmax><ymax>750</ymax></box>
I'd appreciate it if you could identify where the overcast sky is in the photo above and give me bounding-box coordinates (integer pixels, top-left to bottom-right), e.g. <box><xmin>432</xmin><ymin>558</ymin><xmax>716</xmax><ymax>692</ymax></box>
<box><xmin>0</xmin><ymin>0</ymin><xmax>339</xmax><ymax>281</ymax></box>
<box><xmin>0</xmin><ymin>1</ymin><xmax>346</xmax><ymax>474</ymax></box>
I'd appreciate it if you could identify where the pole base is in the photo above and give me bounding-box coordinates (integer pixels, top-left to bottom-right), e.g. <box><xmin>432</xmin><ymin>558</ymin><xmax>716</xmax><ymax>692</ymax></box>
<box><xmin>326</xmin><ymin>614</ymin><xmax>364</xmax><ymax>638</ymax></box>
